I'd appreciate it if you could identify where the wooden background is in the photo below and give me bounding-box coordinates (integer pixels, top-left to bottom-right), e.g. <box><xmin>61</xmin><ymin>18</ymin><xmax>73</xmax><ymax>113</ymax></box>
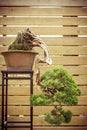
<box><xmin>0</xmin><ymin>0</ymin><xmax>87</xmax><ymax>130</ymax></box>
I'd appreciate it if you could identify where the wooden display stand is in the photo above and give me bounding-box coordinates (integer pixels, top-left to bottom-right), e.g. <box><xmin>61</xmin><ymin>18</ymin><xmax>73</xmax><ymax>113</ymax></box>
<box><xmin>1</xmin><ymin>70</ymin><xmax>34</xmax><ymax>130</ymax></box>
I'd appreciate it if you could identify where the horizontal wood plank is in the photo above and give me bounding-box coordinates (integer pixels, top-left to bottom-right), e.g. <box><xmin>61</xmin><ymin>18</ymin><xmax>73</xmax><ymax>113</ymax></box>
<box><xmin>0</xmin><ymin>115</ymin><xmax>86</xmax><ymax>126</ymax></box>
<box><xmin>0</xmin><ymin>7</ymin><xmax>87</xmax><ymax>16</ymax></box>
<box><xmin>0</xmin><ymin>84</ymin><xmax>87</xmax><ymax>96</ymax></box>
<box><xmin>0</xmin><ymin>96</ymin><xmax>86</xmax><ymax>105</ymax></box>
<box><xmin>52</xmin><ymin>56</ymin><xmax>87</xmax><ymax>65</ymax></box>
<box><xmin>0</xmin><ymin>106</ymin><xmax>87</xmax><ymax>115</ymax></box>
<box><xmin>21</xmin><ymin>105</ymin><xmax>87</xmax><ymax>115</ymax></box>
<box><xmin>0</xmin><ymin>17</ymin><xmax>87</xmax><ymax>26</ymax></box>
<box><xmin>0</xmin><ymin>37</ymin><xmax>87</xmax><ymax>46</ymax></box>
<box><xmin>0</xmin><ymin>86</ymin><xmax>41</xmax><ymax>96</ymax></box>
<box><xmin>0</xmin><ymin>27</ymin><xmax>87</xmax><ymax>35</ymax></box>
<box><xmin>0</xmin><ymin>65</ymin><xmax>87</xmax><ymax>75</ymax></box>
<box><xmin>1</xmin><ymin>46</ymin><xmax>87</xmax><ymax>55</ymax></box>
<box><xmin>34</xmin><ymin>46</ymin><xmax>87</xmax><ymax>55</ymax></box>
<box><xmin>1</xmin><ymin>56</ymin><xmax>87</xmax><ymax>65</ymax></box>
<box><xmin>34</xmin><ymin>115</ymin><xmax>87</xmax><ymax>125</ymax></box>
<box><xmin>0</xmin><ymin>0</ymin><xmax>87</xmax><ymax>6</ymax></box>
<box><xmin>39</xmin><ymin>65</ymin><xmax>87</xmax><ymax>75</ymax></box>
<box><xmin>0</xmin><ymin>127</ymin><xmax>87</xmax><ymax>130</ymax></box>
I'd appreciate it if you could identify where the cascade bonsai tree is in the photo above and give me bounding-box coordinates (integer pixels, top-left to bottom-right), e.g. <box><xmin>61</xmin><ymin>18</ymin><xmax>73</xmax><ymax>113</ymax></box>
<box><xmin>31</xmin><ymin>66</ymin><xmax>81</xmax><ymax>125</ymax></box>
<box><xmin>7</xmin><ymin>28</ymin><xmax>52</xmax><ymax>83</ymax></box>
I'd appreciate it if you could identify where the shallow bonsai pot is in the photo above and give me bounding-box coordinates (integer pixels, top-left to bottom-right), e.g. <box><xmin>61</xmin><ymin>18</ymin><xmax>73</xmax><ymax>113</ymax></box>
<box><xmin>1</xmin><ymin>51</ymin><xmax>38</xmax><ymax>70</ymax></box>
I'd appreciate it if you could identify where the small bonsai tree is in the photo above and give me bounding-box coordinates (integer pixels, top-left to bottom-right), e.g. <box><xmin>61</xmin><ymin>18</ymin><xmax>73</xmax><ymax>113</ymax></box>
<box><xmin>8</xmin><ymin>28</ymin><xmax>52</xmax><ymax>83</ymax></box>
<box><xmin>8</xmin><ymin>28</ymin><xmax>35</xmax><ymax>51</ymax></box>
<box><xmin>31</xmin><ymin>66</ymin><xmax>81</xmax><ymax>125</ymax></box>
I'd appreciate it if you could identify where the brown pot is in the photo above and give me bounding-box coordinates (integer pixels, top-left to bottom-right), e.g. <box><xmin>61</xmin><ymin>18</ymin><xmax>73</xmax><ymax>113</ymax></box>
<box><xmin>1</xmin><ymin>51</ymin><xmax>38</xmax><ymax>70</ymax></box>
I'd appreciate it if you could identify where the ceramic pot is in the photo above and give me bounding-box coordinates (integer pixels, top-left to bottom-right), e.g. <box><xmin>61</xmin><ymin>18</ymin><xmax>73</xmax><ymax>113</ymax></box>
<box><xmin>1</xmin><ymin>51</ymin><xmax>38</xmax><ymax>70</ymax></box>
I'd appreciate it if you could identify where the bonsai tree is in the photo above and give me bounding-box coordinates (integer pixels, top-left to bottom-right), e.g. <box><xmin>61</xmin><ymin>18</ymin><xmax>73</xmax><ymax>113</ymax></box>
<box><xmin>31</xmin><ymin>66</ymin><xmax>81</xmax><ymax>125</ymax></box>
<box><xmin>8</xmin><ymin>28</ymin><xmax>52</xmax><ymax>64</ymax></box>
<box><xmin>8</xmin><ymin>31</ymin><xmax>34</xmax><ymax>51</ymax></box>
<box><xmin>8</xmin><ymin>28</ymin><xmax>52</xmax><ymax>84</ymax></box>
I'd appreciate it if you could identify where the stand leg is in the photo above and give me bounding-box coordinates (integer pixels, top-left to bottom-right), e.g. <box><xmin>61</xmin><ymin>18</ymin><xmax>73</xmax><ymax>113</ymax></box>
<box><xmin>31</xmin><ymin>107</ymin><xmax>33</xmax><ymax>130</ymax></box>
<box><xmin>5</xmin><ymin>73</ymin><xmax>8</xmax><ymax>130</ymax></box>
<box><xmin>30</xmin><ymin>73</ymin><xmax>33</xmax><ymax>130</ymax></box>
<box><xmin>2</xmin><ymin>73</ymin><xmax>5</xmax><ymax>130</ymax></box>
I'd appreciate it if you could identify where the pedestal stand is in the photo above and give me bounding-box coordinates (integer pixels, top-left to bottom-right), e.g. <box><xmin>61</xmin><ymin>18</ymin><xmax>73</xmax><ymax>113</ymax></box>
<box><xmin>1</xmin><ymin>70</ymin><xmax>33</xmax><ymax>130</ymax></box>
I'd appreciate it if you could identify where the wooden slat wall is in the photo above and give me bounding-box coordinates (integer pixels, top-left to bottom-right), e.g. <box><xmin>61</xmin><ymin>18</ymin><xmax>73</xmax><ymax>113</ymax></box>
<box><xmin>0</xmin><ymin>0</ymin><xmax>87</xmax><ymax>6</ymax></box>
<box><xmin>0</xmin><ymin>0</ymin><xmax>87</xmax><ymax>130</ymax></box>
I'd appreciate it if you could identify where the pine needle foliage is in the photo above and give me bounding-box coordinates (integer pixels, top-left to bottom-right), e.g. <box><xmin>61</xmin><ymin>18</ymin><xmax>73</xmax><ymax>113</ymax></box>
<box><xmin>31</xmin><ymin>66</ymin><xmax>81</xmax><ymax>125</ymax></box>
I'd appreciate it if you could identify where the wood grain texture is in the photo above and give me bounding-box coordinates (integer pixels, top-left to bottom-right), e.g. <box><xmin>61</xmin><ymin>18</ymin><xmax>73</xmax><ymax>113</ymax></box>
<box><xmin>0</xmin><ymin>27</ymin><xmax>87</xmax><ymax>35</ymax></box>
<box><xmin>0</xmin><ymin>17</ymin><xmax>87</xmax><ymax>25</ymax></box>
<box><xmin>1</xmin><ymin>46</ymin><xmax>87</xmax><ymax>55</ymax></box>
<box><xmin>0</xmin><ymin>7</ymin><xmax>87</xmax><ymax>16</ymax></box>
<box><xmin>0</xmin><ymin>115</ymin><xmax>87</xmax><ymax>126</ymax></box>
<box><xmin>0</xmin><ymin>37</ymin><xmax>87</xmax><ymax>46</ymax></box>
<box><xmin>0</xmin><ymin>0</ymin><xmax>87</xmax><ymax>6</ymax></box>
<box><xmin>1</xmin><ymin>56</ymin><xmax>87</xmax><ymax>65</ymax></box>
<box><xmin>0</xmin><ymin>96</ymin><xmax>86</xmax><ymax>105</ymax></box>
<box><xmin>0</xmin><ymin>106</ymin><xmax>87</xmax><ymax>115</ymax></box>
<box><xmin>0</xmin><ymin>127</ymin><xmax>87</xmax><ymax>130</ymax></box>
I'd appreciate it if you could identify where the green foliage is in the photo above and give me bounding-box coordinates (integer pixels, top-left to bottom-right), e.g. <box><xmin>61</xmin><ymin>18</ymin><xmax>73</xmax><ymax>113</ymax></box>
<box><xmin>31</xmin><ymin>66</ymin><xmax>81</xmax><ymax>125</ymax></box>
<box><xmin>41</xmin><ymin>67</ymin><xmax>81</xmax><ymax>105</ymax></box>
<box><xmin>31</xmin><ymin>94</ymin><xmax>52</xmax><ymax>106</ymax></box>
<box><xmin>8</xmin><ymin>32</ymin><xmax>33</xmax><ymax>51</ymax></box>
<box><xmin>45</xmin><ymin>106</ymin><xmax>72</xmax><ymax>125</ymax></box>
